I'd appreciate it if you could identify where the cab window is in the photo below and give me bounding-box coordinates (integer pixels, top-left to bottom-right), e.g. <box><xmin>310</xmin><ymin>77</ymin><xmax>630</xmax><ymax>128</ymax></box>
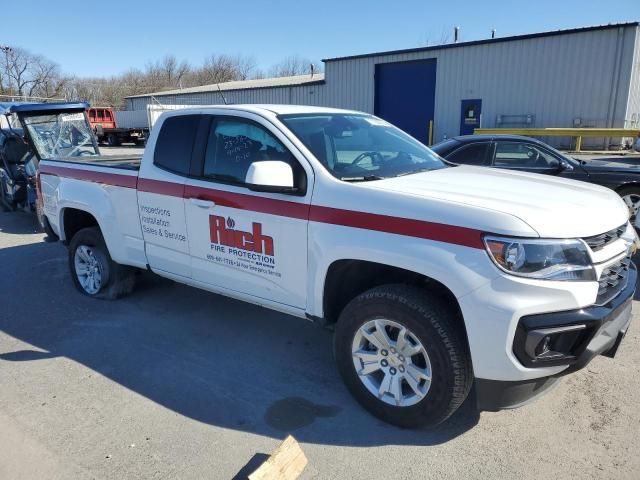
<box><xmin>447</xmin><ymin>143</ymin><xmax>491</xmax><ymax>166</ymax></box>
<box><xmin>493</xmin><ymin>141</ymin><xmax>560</xmax><ymax>169</ymax></box>
<box><xmin>201</xmin><ymin>117</ymin><xmax>304</xmax><ymax>189</ymax></box>
<box><xmin>153</xmin><ymin>115</ymin><xmax>200</xmax><ymax>175</ymax></box>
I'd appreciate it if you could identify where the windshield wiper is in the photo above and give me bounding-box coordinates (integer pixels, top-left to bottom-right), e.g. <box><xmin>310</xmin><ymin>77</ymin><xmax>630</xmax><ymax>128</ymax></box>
<box><xmin>340</xmin><ymin>175</ymin><xmax>384</xmax><ymax>182</ymax></box>
<box><xmin>394</xmin><ymin>168</ymin><xmax>434</xmax><ymax>177</ymax></box>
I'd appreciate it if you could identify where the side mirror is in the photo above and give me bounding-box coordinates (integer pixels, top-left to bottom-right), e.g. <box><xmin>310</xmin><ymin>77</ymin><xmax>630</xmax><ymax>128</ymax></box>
<box><xmin>559</xmin><ymin>159</ymin><xmax>574</xmax><ymax>172</ymax></box>
<box><xmin>245</xmin><ymin>161</ymin><xmax>297</xmax><ymax>194</ymax></box>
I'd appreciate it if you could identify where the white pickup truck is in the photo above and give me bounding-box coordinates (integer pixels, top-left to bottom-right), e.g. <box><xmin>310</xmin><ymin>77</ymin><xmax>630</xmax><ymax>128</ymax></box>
<box><xmin>25</xmin><ymin>103</ymin><xmax>637</xmax><ymax>427</ymax></box>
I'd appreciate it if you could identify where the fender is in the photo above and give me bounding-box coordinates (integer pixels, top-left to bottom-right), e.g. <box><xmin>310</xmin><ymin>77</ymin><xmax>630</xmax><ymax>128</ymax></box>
<box><xmin>46</xmin><ymin>174</ymin><xmax>147</xmax><ymax>269</ymax></box>
<box><xmin>306</xmin><ymin>221</ymin><xmax>501</xmax><ymax>319</ymax></box>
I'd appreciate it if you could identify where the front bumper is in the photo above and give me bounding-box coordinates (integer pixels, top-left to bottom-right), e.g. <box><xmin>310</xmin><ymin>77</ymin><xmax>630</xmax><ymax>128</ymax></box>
<box><xmin>476</xmin><ymin>262</ymin><xmax>636</xmax><ymax>411</ymax></box>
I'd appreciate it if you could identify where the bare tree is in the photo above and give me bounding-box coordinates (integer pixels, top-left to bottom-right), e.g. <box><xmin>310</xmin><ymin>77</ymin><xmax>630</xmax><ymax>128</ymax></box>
<box><xmin>233</xmin><ymin>55</ymin><xmax>258</xmax><ymax>80</ymax></box>
<box><xmin>0</xmin><ymin>46</ymin><xmax>67</xmax><ymax>98</ymax></box>
<box><xmin>190</xmin><ymin>54</ymin><xmax>239</xmax><ymax>86</ymax></box>
<box><xmin>268</xmin><ymin>55</ymin><xmax>319</xmax><ymax>77</ymax></box>
<box><xmin>145</xmin><ymin>55</ymin><xmax>191</xmax><ymax>91</ymax></box>
<box><xmin>188</xmin><ymin>54</ymin><xmax>258</xmax><ymax>85</ymax></box>
<box><xmin>419</xmin><ymin>27</ymin><xmax>453</xmax><ymax>47</ymax></box>
<box><xmin>1</xmin><ymin>45</ymin><xmax>324</xmax><ymax>110</ymax></box>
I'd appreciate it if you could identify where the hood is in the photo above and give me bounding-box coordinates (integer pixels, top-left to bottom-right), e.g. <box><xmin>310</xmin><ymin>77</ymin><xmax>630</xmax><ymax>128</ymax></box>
<box><xmin>365</xmin><ymin>166</ymin><xmax>629</xmax><ymax>238</ymax></box>
<box><xmin>578</xmin><ymin>156</ymin><xmax>640</xmax><ymax>172</ymax></box>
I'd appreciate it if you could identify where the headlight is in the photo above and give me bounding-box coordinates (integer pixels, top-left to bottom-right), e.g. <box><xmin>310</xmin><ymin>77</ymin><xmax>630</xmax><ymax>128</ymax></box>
<box><xmin>626</xmin><ymin>221</ymin><xmax>640</xmax><ymax>254</ymax></box>
<box><xmin>484</xmin><ymin>236</ymin><xmax>595</xmax><ymax>281</ymax></box>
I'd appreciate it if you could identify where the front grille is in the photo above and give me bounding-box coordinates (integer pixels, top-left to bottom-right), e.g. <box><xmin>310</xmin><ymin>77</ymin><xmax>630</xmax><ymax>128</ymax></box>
<box><xmin>596</xmin><ymin>255</ymin><xmax>632</xmax><ymax>305</ymax></box>
<box><xmin>583</xmin><ymin>224</ymin><xmax>627</xmax><ymax>251</ymax></box>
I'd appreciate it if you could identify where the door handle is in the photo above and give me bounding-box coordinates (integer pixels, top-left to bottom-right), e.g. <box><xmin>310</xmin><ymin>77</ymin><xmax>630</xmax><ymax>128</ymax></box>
<box><xmin>189</xmin><ymin>198</ymin><xmax>216</xmax><ymax>209</ymax></box>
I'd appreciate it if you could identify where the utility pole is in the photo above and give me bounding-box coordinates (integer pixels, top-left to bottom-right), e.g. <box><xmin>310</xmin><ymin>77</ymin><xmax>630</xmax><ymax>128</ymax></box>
<box><xmin>0</xmin><ymin>45</ymin><xmax>14</xmax><ymax>97</ymax></box>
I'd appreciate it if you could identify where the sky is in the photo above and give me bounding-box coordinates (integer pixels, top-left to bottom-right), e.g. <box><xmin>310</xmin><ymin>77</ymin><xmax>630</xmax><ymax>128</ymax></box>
<box><xmin>4</xmin><ymin>0</ymin><xmax>639</xmax><ymax>78</ymax></box>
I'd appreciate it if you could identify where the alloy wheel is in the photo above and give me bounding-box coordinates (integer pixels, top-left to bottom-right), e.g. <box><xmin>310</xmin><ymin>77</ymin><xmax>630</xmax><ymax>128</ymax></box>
<box><xmin>351</xmin><ymin>318</ymin><xmax>432</xmax><ymax>407</ymax></box>
<box><xmin>74</xmin><ymin>245</ymin><xmax>103</xmax><ymax>294</ymax></box>
<box><xmin>623</xmin><ymin>193</ymin><xmax>640</xmax><ymax>228</ymax></box>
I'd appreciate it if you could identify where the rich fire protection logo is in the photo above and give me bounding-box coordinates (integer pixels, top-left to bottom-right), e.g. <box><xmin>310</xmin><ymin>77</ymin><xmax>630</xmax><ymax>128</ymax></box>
<box><xmin>209</xmin><ymin>215</ymin><xmax>274</xmax><ymax>256</ymax></box>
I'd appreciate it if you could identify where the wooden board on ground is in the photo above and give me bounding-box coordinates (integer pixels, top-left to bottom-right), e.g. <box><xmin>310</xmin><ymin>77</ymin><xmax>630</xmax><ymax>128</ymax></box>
<box><xmin>248</xmin><ymin>435</ymin><xmax>308</xmax><ymax>480</ymax></box>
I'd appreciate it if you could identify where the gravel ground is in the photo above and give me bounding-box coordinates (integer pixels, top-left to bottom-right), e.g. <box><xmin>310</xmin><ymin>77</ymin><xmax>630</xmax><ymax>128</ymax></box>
<box><xmin>0</xmin><ymin>211</ymin><xmax>639</xmax><ymax>479</ymax></box>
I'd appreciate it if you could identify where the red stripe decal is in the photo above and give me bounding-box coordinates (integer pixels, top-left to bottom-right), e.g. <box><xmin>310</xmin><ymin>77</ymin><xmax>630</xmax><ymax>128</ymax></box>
<box><xmin>184</xmin><ymin>185</ymin><xmax>310</xmax><ymax>219</ymax></box>
<box><xmin>41</xmin><ymin>164</ymin><xmax>484</xmax><ymax>249</ymax></box>
<box><xmin>138</xmin><ymin>177</ymin><xmax>185</xmax><ymax>198</ymax></box>
<box><xmin>309</xmin><ymin>205</ymin><xmax>484</xmax><ymax>249</ymax></box>
<box><xmin>40</xmin><ymin>164</ymin><xmax>138</xmax><ymax>189</ymax></box>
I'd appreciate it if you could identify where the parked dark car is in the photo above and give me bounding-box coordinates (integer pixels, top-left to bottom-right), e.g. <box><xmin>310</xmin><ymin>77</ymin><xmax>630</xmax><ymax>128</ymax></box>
<box><xmin>431</xmin><ymin>134</ymin><xmax>640</xmax><ymax>226</ymax></box>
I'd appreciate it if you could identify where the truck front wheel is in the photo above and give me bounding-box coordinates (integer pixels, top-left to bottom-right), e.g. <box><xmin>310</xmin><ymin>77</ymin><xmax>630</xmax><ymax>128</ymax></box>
<box><xmin>334</xmin><ymin>284</ymin><xmax>473</xmax><ymax>428</ymax></box>
<box><xmin>68</xmin><ymin>227</ymin><xmax>135</xmax><ymax>299</ymax></box>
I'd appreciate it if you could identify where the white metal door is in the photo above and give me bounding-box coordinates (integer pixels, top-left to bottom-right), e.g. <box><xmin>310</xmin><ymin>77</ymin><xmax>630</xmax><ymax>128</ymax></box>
<box><xmin>183</xmin><ymin>114</ymin><xmax>311</xmax><ymax>308</ymax></box>
<box><xmin>136</xmin><ymin>113</ymin><xmax>202</xmax><ymax>278</ymax></box>
<box><xmin>184</xmin><ymin>182</ymin><xmax>309</xmax><ymax>307</ymax></box>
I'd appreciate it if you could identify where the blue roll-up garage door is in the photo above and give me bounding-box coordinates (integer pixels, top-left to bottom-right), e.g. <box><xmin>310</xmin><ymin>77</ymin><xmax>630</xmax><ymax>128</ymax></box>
<box><xmin>374</xmin><ymin>59</ymin><xmax>437</xmax><ymax>145</ymax></box>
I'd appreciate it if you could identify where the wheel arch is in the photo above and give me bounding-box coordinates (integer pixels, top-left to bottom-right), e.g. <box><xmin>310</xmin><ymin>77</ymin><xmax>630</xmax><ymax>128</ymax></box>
<box><xmin>320</xmin><ymin>259</ymin><xmax>469</xmax><ymax>349</ymax></box>
<box><xmin>615</xmin><ymin>181</ymin><xmax>640</xmax><ymax>194</ymax></box>
<box><xmin>60</xmin><ymin>206</ymin><xmax>102</xmax><ymax>244</ymax></box>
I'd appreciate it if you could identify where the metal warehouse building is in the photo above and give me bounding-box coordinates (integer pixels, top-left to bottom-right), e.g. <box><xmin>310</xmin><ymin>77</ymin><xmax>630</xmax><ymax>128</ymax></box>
<box><xmin>128</xmin><ymin>22</ymin><xmax>640</xmax><ymax>148</ymax></box>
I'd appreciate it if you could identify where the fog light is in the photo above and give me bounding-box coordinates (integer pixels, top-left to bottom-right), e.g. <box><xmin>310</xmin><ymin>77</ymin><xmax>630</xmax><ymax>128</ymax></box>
<box><xmin>536</xmin><ymin>336</ymin><xmax>552</xmax><ymax>357</ymax></box>
<box><xmin>524</xmin><ymin>324</ymin><xmax>587</xmax><ymax>362</ymax></box>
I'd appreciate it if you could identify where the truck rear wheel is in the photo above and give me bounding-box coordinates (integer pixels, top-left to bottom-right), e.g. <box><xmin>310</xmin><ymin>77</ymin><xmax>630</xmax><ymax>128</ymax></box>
<box><xmin>68</xmin><ymin>227</ymin><xmax>135</xmax><ymax>299</ymax></box>
<box><xmin>106</xmin><ymin>134</ymin><xmax>121</xmax><ymax>147</ymax></box>
<box><xmin>334</xmin><ymin>284</ymin><xmax>472</xmax><ymax>428</ymax></box>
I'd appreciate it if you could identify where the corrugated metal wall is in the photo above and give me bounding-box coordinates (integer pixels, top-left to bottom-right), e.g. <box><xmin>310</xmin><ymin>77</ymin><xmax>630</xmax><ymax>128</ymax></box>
<box><xmin>624</xmin><ymin>26</ymin><xmax>640</xmax><ymax>129</ymax></box>
<box><xmin>128</xmin><ymin>25</ymin><xmax>639</xmax><ymax>149</ymax></box>
<box><xmin>115</xmin><ymin>110</ymin><xmax>148</xmax><ymax>128</ymax></box>
<box><xmin>322</xmin><ymin>25</ymin><xmax>638</xmax><ymax>147</ymax></box>
<box><xmin>128</xmin><ymin>84</ymin><xmax>328</xmax><ymax>111</ymax></box>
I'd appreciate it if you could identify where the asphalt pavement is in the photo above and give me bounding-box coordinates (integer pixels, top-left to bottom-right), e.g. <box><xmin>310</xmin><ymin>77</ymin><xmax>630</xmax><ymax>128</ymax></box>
<box><xmin>1</xmin><ymin>209</ymin><xmax>639</xmax><ymax>479</ymax></box>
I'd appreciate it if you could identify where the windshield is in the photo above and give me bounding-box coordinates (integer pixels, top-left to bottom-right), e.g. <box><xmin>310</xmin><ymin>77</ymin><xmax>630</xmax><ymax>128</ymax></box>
<box><xmin>279</xmin><ymin>113</ymin><xmax>446</xmax><ymax>181</ymax></box>
<box><xmin>542</xmin><ymin>142</ymin><xmax>577</xmax><ymax>164</ymax></box>
<box><xmin>21</xmin><ymin>111</ymin><xmax>99</xmax><ymax>159</ymax></box>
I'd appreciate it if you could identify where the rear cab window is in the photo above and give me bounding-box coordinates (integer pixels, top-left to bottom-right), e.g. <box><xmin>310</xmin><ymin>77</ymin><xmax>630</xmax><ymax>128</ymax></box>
<box><xmin>447</xmin><ymin>143</ymin><xmax>491</xmax><ymax>166</ymax></box>
<box><xmin>154</xmin><ymin>115</ymin><xmax>201</xmax><ymax>175</ymax></box>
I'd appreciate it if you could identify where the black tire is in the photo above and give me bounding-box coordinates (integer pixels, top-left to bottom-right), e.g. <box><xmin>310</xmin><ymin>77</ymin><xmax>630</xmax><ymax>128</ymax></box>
<box><xmin>68</xmin><ymin>227</ymin><xmax>135</xmax><ymax>300</ymax></box>
<box><xmin>334</xmin><ymin>284</ymin><xmax>473</xmax><ymax>428</ymax></box>
<box><xmin>106</xmin><ymin>134</ymin><xmax>121</xmax><ymax>147</ymax></box>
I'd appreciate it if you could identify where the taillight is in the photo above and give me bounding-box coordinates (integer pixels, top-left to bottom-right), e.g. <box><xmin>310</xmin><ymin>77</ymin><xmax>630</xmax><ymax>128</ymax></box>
<box><xmin>36</xmin><ymin>171</ymin><xmax>44</xmax><ymax>213</ymax></box>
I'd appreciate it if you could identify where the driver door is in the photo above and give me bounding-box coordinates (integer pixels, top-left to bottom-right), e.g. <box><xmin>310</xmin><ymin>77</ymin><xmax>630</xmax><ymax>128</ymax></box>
<box><xmin>183</xmin><ymin>114</ymin><xmax>312</xmax><ymax>309</ymax></box>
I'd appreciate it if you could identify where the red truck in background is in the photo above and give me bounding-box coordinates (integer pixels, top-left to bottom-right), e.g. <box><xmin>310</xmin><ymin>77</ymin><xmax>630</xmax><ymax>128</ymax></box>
<box><xmin>88</xmin><ymin>107</ymin><xmax>148</xmax><ymax>146</ymax></box>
